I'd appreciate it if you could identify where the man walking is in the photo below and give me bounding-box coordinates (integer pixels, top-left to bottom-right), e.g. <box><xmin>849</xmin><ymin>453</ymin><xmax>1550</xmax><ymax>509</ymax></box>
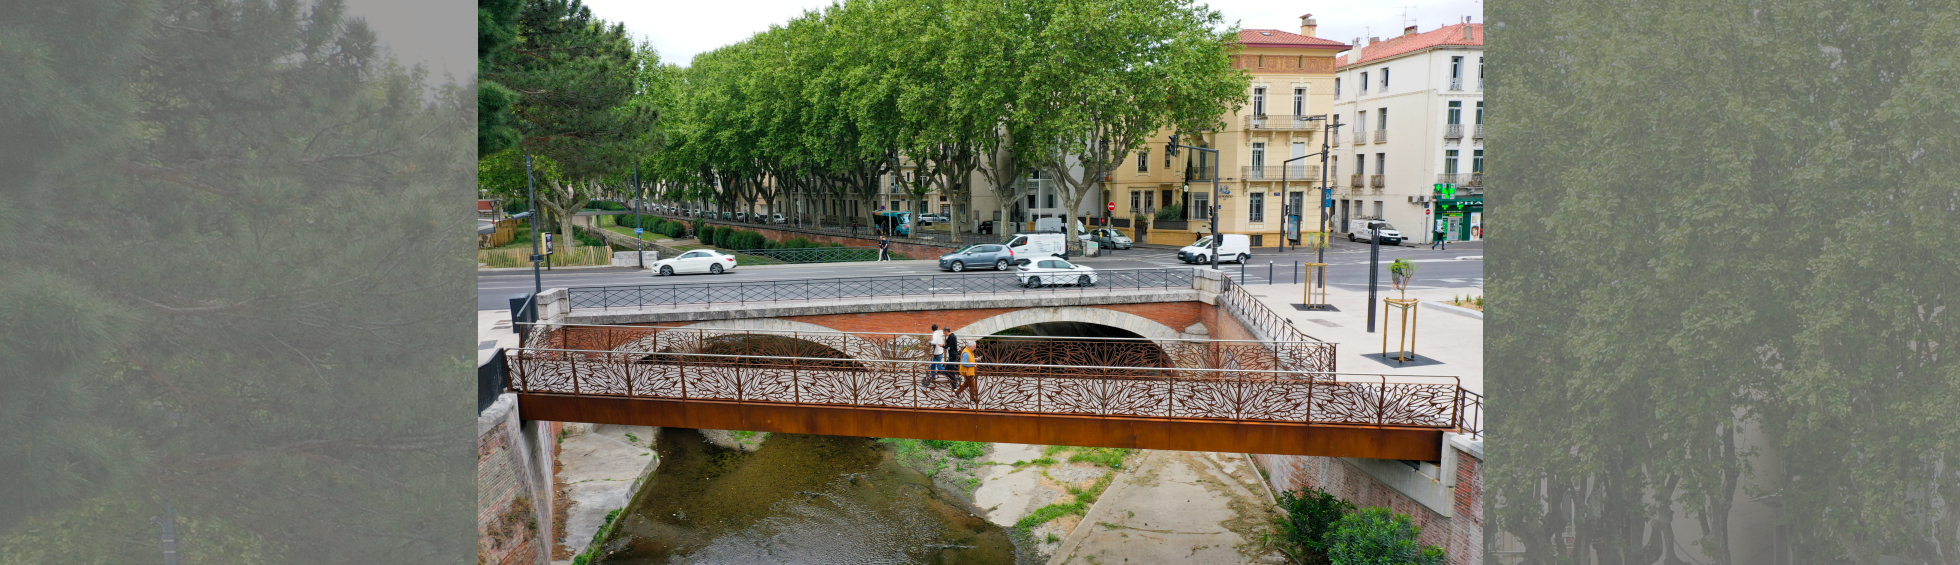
<box><xmin>924</xmin><ymin>324</ymin><xmax>945</xmax><ymax>386</ymax></box>
<box><xmin>878</xmin><ymin>236</ymin><xmax>892</xmax><ymax>261</ymax></box>
<box><xmin>955</xmin><ymin>341</ymin><xmax>980</xmax><ymax>402</ymax></box>
<box><xmin>1430</xmin><ymin>219</ymin><xmax>1448</xmax><ymax>250</ymax></box>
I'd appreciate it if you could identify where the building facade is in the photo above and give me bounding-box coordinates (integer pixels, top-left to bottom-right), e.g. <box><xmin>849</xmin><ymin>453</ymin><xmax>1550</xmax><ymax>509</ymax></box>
<box><xmin>1112</xmin><ymin>15</ymin><xmax>1348</xmax><ymax>248</ymax></box>
<box><xmin>1330</xmin><ymin>19</ymin><xmax>1484</xmax><ymax>244</ymax></box>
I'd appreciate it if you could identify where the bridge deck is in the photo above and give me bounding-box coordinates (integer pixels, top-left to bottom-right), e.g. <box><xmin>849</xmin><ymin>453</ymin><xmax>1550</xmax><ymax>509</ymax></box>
<box><xmin>507</xmin><ymin>348</ymin><xmax>1477</xmax><ymax>460</ymax></box>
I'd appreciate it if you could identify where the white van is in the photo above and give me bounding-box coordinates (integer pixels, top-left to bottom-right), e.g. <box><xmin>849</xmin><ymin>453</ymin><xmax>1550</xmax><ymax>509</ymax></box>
<box><xmin>1177</xmin><ymin>234</ymin><xmax>1252</xmax><ymax>264</ymax></box>
<box><xmin>1005</xmin><ymin>233</ymin><xmax>1068</xmax><ymax>260</ymax></box>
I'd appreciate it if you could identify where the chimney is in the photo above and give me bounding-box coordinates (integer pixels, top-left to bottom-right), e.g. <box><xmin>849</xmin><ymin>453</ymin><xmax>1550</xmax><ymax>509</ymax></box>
<box><xmin>1404</xmin><ymin>25</ymin><xmax>1418</xmax><ymax>36</ymax></box>
<box><xmin>1464</xmin><ymin>22</ymin><xmax>1474</xmax><ymax>40</ymax></box>
<box><xmin>1299</xmin><ymin>13</ymin><xmax>1318</xmax><ymax>37</ymax></box>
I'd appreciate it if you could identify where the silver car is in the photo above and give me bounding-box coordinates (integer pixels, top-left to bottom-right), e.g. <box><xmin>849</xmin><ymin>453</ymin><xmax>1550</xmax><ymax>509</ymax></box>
<box><xmin>937</xmin><ymin>243</ymin><xmax>1016</xmax><ymax>272</ymax></box>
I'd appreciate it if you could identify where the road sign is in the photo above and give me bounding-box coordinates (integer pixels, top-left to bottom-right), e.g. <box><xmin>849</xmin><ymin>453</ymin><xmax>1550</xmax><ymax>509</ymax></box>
<box><xmin>635</xmin><ymin>228</ymin><xmax>645</xmax><ymax>235</ymax></box>
<box><xmin>1107</xmin><ymin>202</ymin><xmax>1116</xmax><ymax>212</ymax></box>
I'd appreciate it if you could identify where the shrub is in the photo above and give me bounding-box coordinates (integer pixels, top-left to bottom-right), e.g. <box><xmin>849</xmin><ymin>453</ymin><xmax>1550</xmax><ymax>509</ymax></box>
<box><xmin>1154</xmin><ymin>204</ymin><xmax>1184</xmax><ymax>221</ymax></box>
<box><xmin>1325</xmin><ymin>507</ymin><xmax>1444</xmax><ymax>565</ymax></box>
<box><xmin>1267</xmin><ymin>487</ymin><xmax>1355</xmax><ymax>565</ymax></box>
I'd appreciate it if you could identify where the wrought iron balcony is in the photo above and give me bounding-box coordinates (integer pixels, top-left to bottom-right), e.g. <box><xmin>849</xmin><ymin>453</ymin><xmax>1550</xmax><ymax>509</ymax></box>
<box><xmin>1241</xmin><ymin>165</ymin><xmax>1321</xmax><ymax>180</ymax></box>
<box><xmin>1242</xmin><ymin>114</ymin><xmax>1325</xmax><ymax>131</ymax></box>
<box><xmin>1374</xmin><ymin>129</ymin><xmax>1388</xmax><ymax>143</ymax></box>
<box><xmin>1449</xmin><ymin>77</ymin><xmax>1463</xmax><ymax>91</ymax></box>
<box><xmin>1444</xmin><ymin>124</ymin><xmax>1464</xmax><ymax>140</ymax></box>
<box><xmin>1466</xmin><ymin>173</ymin><xmax>1483</xmax><ymax>187</ymax></box>
<box><xmin>1350</xmin><ymin>174</ymin><xmax>1365</xmax><ymax>188</ymax></box>
<box><xmin>1473</xmin><ymin>124</ymin><xmax>1484</xmax><ymax>140</ymax></box>
<box><xmin>1369</xmin><ymin>174</ymin><xmax>1386</xmax><ymax>189</ymax></box>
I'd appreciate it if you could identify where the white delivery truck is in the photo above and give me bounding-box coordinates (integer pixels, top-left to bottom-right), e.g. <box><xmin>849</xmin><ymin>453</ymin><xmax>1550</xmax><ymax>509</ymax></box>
<box><xmin>1005</xmin><ymin>232</ymin><xmax>1068</xmax><ymax>260</ymax></box>
<box><xmin>1346</xmin><ymin>219</ymin><xmax>1404</xmax><ymax>245</ymax></box>
<box><xmin>1177</xmin><ymin>234</ymin><xmax>1252</xmax><ymax>264</ymax></box>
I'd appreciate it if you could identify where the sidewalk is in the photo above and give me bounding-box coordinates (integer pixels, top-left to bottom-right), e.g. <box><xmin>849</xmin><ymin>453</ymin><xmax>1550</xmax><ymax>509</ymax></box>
<box><xmin>1242</xmin><ymin>282</ymin><xmax>1483</xmax><ymax>394</ymax></box>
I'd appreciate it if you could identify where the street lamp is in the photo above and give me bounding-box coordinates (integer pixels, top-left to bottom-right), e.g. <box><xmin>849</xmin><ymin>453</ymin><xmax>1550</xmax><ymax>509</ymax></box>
<box><xmin>1279</xmin><ymin>115</ymin><xmax>1329</xmax><ymax>254</ymax></box>
<box><xmin>1167</xmin><ymin>134</ymin><xmax>1223</xmax><ymax>271</ymax></box>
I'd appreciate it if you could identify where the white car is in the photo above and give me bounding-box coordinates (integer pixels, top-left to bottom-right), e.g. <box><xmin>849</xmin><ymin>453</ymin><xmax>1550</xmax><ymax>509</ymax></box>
<box><xmin>919</xmin><ymin>213</ymin><xmax>949</xmax><ymax>225</ymax></box>
<box><xmin>652</xmin><ymin>249</ymin><xmax>738</xmax><ymax>276</ymax></box>
<box><xmin>1017</xmin><ymin>257</ymin><xmax>1098</xmax><ymax>287</ymax></box>
<box><xmin>771</xmin><ymin>213</ymin><xmax>787</xmax><ymax>224</ymax></box>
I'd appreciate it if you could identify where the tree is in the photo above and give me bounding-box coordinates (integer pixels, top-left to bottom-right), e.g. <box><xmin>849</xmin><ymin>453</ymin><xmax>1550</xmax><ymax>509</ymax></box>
<box><xmin>478</xmin><ymin>0</ymin><xmax>524</xmax><ymax>155</ymax></box>
<box><xmin>1266</xmin><ymin>487</ymin><xmax>1356</xmax><ymax>565</ymax></box>
<box><xmin>1015</xmin><ymin>0</ymin><xmax>1245</xmax><ymax>245</ymax></box>
<box><xmin>1325</xmin><ymin>508</ymin><xmax>1445</xmax><ymax>565</ymax></box>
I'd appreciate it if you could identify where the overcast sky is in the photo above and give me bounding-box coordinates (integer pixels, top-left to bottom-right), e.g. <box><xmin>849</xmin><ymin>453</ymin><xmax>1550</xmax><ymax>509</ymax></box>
<box><xmin>583</xmin><ymin>0</ymin><xmax>1484</xmax><ymax>67</ymax></box>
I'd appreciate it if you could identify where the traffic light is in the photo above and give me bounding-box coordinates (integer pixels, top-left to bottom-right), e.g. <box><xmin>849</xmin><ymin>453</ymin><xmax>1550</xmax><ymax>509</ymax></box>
<box><xmin>1167</xmin><ymin>135</ymin><xmax>1179</xmax><ymax>156</ymax></box>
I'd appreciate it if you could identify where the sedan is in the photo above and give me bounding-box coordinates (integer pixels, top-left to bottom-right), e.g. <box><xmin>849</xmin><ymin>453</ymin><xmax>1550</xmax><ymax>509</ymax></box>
<box><xmin>652</xmin><ymin>249</ymin><xmax>738</xmax><ymax>276</ymax></box>
<box><xmin>1017</xmin><ymin>257</ymin><xmax>1098</xmax><ymax>287</ymax></box>
<box><xmin>1087</xmin><ymin>228</ymin><xmax>1134</xmax><ymax>249</ymax></box>
<box><xmin>938</xmin><ymin>243</ymin><xmax>1016</xmax><ymax>272</ymax></box>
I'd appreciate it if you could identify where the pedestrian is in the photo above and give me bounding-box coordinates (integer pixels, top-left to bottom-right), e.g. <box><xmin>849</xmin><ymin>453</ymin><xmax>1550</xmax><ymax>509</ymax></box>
<box><xmin>955</xmin><ymin>341</ymin><xmax>980</xmax><ymax>402</ymax></box>
<box><xmin>851</xmin><ymin>218</ymin><xmax>859</xmax><ymax>237</ymax></box>
<box><xmin>924</xmin><ymin>324</ymin><xmax>945</xmax><ymax>387</ymax></box>
<box><xmin>878</xmin><ymin>236</ymin><xmax>891</xmax><ymax>261</ymax></box>
<box><xmin>940</xmin><ymin>332</ymin><xmax>960</xmax><ymax>387</ymax></box>
<box><xmin>1430</xmin><ymin>219</ymin><xmax>1448</xmax><ymax>251</ymax></box>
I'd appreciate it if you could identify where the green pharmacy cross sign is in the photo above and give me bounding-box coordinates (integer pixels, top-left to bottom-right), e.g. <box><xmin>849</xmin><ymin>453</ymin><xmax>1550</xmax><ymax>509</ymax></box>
<box><xmin>1433</xmin><ymin>183</ymin><xmax>1458</xmax><ymax>199</ymax></box>
<box><xmin>1436</xmin><ymin>196</ymin><xmax>1483</xmax><ymax>211</ymax></box>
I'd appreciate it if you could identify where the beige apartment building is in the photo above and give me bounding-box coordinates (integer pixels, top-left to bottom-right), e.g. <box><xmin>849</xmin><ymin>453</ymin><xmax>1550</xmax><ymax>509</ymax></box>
<box><xmin>1112</xmin><ymin>14</ymin><xmax>1348</xmax><ymax>248</ymax></box>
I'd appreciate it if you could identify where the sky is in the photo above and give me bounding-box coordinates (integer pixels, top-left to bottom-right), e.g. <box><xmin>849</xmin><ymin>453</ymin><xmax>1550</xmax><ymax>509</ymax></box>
<box><xmin>582</xmin><ymin>0</ymin><xmax>1485</xmax><ymax>67</ymax></box>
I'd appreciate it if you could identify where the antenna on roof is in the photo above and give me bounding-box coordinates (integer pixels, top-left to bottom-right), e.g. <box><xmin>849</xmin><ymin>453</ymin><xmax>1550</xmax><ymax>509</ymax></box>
<box><xmin>1401</xmin><ymin>6</ymin><xmax>1417</xmax><ymax>30</ymax></box>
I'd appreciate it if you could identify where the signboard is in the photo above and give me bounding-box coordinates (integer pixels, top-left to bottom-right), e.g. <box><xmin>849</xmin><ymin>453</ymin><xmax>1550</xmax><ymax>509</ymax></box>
<box><xmin>1107</xmin><ymin>202</ymin><xmax>1116</xmax><ymax>212</ymax></box>
<box><xmin>634</xmin><ymin>228</ymin><xmax>645</xmax><ymax>235</ymax></box>
<box><xmin>543</xmin><ymin>233</ymin><xmax>554</xmax><ymax>254</ymax></box>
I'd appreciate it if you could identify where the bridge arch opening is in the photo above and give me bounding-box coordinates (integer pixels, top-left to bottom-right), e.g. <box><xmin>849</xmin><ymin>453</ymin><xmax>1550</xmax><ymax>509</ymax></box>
<box><xmin>975</xmin><ymin>321</ymin><xmax>1175</xmax><ymax>374</ymax></box>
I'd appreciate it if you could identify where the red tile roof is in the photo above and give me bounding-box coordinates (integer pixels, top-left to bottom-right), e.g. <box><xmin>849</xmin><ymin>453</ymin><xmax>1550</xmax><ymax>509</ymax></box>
<box><xmin>1336</xmin><ymin>23</ymin><xmax>1482</xmax><ymax>67</ymax></box>
<box><xmin>1236</xmin><ymin>29</ymin><xmax>1350</xmax><ymax>49</ymax></box>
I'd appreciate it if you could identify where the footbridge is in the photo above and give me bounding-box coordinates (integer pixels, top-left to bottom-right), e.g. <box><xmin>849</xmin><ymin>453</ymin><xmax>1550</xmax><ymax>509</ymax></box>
<box><xmin>498</xmin><ymin>268</ymin><xmax>1481</xmax><ymax>461</ymax></box>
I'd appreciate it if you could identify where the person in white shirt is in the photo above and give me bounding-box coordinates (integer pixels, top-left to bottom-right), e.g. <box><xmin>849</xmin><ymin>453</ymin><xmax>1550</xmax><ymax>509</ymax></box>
<box><xmin>925</xmin><ymin>325</ymin><xmax>946</xmax><ymax>386</ymax></box>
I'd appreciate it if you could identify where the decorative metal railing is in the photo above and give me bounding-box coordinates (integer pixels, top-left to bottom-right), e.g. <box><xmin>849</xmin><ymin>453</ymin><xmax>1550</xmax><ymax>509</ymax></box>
<box><xmin>1241</xmin><ymin>166</ymin><xmax>1322</xmax><ymax>181</ymax></box>
<box><xmin>1444</xmin><ymin>124</ymin><xmax>1464</xmax><ymax>140</ymax></box>
<box><xmin>506</xmin><ymin>348</ymin><xmax>1474</xmax><ymax>433</ymax></box>
<box><xmin>722</xmin><ymin>246</ymin><xmax>890</xmax><ymax>265</ymax></box>
<box><xmin>1217</xmin><ymin>275</ymin><xmax>1316</xmax><ymax>346</ymax></box>
<box><xmin>565</xmin><ymin>268</ymin><xmax>1199</xmax><ymax>310</ymax></box>
<box><xmin>521</xmin><ymin>323</ymin><xmax>1336</xmax><ymax>374</ymax></box>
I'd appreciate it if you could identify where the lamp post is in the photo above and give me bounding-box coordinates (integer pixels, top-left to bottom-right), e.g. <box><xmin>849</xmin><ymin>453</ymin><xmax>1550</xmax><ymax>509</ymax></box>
<box><xmin>1319</xmin><ymin>119</ymin><xmax>1342</xmax><ymax>297</ymax></box>
<box><xmin>634</xmin><ymin>164</ymin><xmax>646</xmax><ymax>269</ymax></box>
<box><xmin>1280</xmin><ymin>115</ymin><xmax>1328</xmax><ymax>253</ymax></box>
<box><xmin>525</xmin><ymin>150</ymin><xmax>542</xmax><ymax>297</ymax></box>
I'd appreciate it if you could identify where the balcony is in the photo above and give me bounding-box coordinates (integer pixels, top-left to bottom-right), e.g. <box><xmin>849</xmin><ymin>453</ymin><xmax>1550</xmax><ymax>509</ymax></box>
<box><xmin>1444</xmin><ymin>124</ymin><xmax>1464</xmax><ymax>140</ymax></box>
<box><xmin>1242</xmin><ymin>114</ymin><xmax>1325</xmax><ymax>131</ymax></box>
<box><xmin>1241</xmin><ymin>165</ymin><xmax>1321</xmax><ymax>181</ymax></box>
<box><xmin>1449</xmin><ymin>77</ymin><xmax>1463</xmax><ymax>91</ymax></box>
<box><xmin>1350</xmin><ymin>174</ymin><xmax>1365</xmax><ymax>188</ymax></box>
<box><xmin>1353</xmin><ymin>131</ymin><xmax>1368</xmax><ymax>145</ymax></box>
<box><xmin>1467</xmin><ymin>173</ymin><xmax>1483</xmax><ymax>187</ymax></box>
<box><xmin>1369</xmin><ymin>174</ymin><xmax>1386</xmax><ymax>189</ymax></box>
<box><xmin>1374</xmin><ymin>129</ymin><xmax>1388</xmax><ymax>144</ymax></box>
<box><xmin>1473</xmin><ymin>124</ymin><xmax>1484</xmax><ymax>140</ymax></box>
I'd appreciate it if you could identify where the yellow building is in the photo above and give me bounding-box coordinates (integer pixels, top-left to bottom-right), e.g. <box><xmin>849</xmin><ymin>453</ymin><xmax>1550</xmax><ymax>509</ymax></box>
<box><xmin>1112</xmin><ymin>14</ymin><xmax>1347</xmax><ymax>248</ymax></box>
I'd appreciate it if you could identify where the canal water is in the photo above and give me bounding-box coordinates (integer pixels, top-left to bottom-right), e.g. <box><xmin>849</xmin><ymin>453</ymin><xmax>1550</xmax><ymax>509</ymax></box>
<box><xmin>595</xmin><ymin>428</ymin><xmax>1016</xmax><ymax>565</ymax></box>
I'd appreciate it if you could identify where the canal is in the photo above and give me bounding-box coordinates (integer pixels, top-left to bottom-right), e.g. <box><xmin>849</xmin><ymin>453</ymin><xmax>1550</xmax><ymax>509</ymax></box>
<box><xmin>593</xmin><ymin>428</ymin><xmax>1016</xmax><ymax>564</ymax></box>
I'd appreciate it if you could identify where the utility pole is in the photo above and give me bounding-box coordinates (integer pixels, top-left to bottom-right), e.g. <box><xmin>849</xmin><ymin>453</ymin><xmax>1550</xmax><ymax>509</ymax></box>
<box><xmin>634</xmin><ymin>165</ymin><xmax>645</xmax><ymax>269</ymax></box>
<box><xmin>1281</xmin><ymin>115</ymin><xmax>1329</xmax><ymax>254</ymax></box>
<box><xmin>1319</xmin><ymin>119</ymin><xmax>1341</xmax><ymax>295</ymax></box>
<box><xmin>1367</xmin><ymin>222</ymin><xmax>1380</xmax><ymax>332</ymax></box>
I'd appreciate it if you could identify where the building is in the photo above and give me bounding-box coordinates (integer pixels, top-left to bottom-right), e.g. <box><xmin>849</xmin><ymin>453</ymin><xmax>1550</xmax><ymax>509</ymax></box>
<box><xmin>1112</xmin><ymin>14</ymin><xmax>1348</xmax><ymax>248</ymax></box>
<box><xmin>1330</xmin><ymin>19</ymin><xmax>1484</xmax><ymax>244</ymax></box>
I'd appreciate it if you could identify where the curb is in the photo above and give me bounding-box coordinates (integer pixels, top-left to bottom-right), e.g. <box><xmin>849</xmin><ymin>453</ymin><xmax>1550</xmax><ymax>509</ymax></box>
<box><xmin>1420</xmin><ymin>300</ymin><xmax>1484</xmax><ymax>320</ymax></box>
<box><xmin>477</xmin><ymin>265</ymin><xmax>638</xmax><ymax>273</ymax></box>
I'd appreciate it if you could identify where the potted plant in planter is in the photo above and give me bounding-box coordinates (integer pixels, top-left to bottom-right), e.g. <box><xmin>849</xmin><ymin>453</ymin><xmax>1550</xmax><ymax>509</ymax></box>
<box><xmin>1389</xmin><ymin>257</ymin><xmax>1418</xmax><ymax>299</ymax></box>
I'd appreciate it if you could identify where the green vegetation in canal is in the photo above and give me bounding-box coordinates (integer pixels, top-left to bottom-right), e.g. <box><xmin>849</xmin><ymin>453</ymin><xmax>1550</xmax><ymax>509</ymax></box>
<box><xmin>570</xmin><ymin>509</ymin><xmax>623</xmax><ymax>565</ymax></box>
<box><xmin>1013</xmin><ymin>471</ymin><xmax>1117</xmax><ymax>529</ymax></box>
<box><xmin>1325</xmin><ymin>507</ymin><xmax>1444</xmax><ymax>565</ymax></box>
<box><xmin>1264</xmin><ymin>486</ymin><xmax>1354</xmax><ymax>565</ymax></box>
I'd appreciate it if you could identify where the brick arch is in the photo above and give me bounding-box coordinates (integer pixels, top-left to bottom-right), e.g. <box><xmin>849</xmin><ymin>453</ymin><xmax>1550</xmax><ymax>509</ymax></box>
<box><xmin>616</xmin><ymin>318</ymin><xmax>922</xmax><ymax>361</ymax></box>
<box><xmin>951</xmin><ymin>306</ymin><xmax>1184</xmax><ymax>346</ymax></box>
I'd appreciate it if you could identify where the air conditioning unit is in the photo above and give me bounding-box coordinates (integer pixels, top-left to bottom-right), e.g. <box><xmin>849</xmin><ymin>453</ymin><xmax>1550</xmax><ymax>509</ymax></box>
<box><xmin>1409</xmin><ymin>195</ymin><xmax>1429</xmax><ymax>203</ymax></box>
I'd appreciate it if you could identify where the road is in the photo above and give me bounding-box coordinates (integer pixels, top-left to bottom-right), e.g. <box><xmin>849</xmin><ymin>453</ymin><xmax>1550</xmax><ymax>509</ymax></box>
<box><xmin>476</xmin><ymin>239</ymin><xmax>1481</xmax><ymax>310</ymax></box>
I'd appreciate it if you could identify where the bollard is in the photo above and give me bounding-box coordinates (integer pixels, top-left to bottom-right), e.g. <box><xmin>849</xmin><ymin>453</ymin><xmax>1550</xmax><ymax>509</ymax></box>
<box><xmin>1269</xmin><ymin>261</ymin><xmax>1274</xmax><ymax>285</ymax></box>
<box><xmin>1294</xmin><ymin>261</ymin><xmax>1299</xmax><ymax>285</ymax></box>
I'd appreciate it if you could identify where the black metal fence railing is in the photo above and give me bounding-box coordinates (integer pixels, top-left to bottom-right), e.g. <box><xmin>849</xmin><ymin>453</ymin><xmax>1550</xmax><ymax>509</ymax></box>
<box><xmin>724</xmin><ymin>246</ymin><xmax>892</xmax><ymax>265</ymax></box>
<box><xmin>566</xmin><ymin>267</ymin><xmax>1197</xmax><ymax>310</ymax></box>
<box><xmin>1218</xmin><ymin>274</ymin><xmax>1316</xmax><ymax>343</ymax></box>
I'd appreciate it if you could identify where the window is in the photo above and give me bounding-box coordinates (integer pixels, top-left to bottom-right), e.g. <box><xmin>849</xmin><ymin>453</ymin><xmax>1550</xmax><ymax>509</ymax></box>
<box><xmin>1380</xmin><ymin>67</ymin><xmax>1389</xmax><ymax>91</ymax></box>
<box><xmin>1130</xmin><ymin>191</ymin><xmax>1142</xmax><ymax>211</ymax></box>
<box><xmin>1359</xmin><ymin>72</ymin><xmax>1368</xmax><ymax>94</ymax></box>
<box><xmin>1026</xmin><ymin>193</ymin><xmax>1036</xmax><ymax>209</ymax></box>
<box><xmin>1357</xmin><ymin>111</ymin><xmax>1367</xmax><ymax>132</ymax></box>
<box><xmin>1249</xmin><ymin>234</ymin><xmax>1264</xmax><ymax>247</ymax></box>
<box><xmin>1375</xmin><ymin>153</ymin><xmax>1385</xmax><ymax>174</ymax></box>
<box><xmin>1045</xmin><ymin>194</ymin><xmax>1056</xmax><ymax>208</ymax></box>
<box><xmin>1373</xmin><ymin>200</ymin><xmax>1383</xmax><ymax>217</ymax></box>
<box><xmin>1165</xmin><ymin>146</ymin><xmax>1173</xmax><ymax>168</ymax></box>
<box><xmin>1252</xmin><ymin>87</ymin><xmax>1267</xmax><ymax>116</ymax></box>
<box><xmin>1251</xmin><ymin>142</ymin><xmax>1266</xmax><ymax>169</ymax></box>
<box><xmin>1355</xmin><ymin>154</ymin><xmax>1364</xmax><ymax>175</ymax></box>
<box><xmin>1192</xmin><ymin>193</ymin><xmax>1210</xmax><ymax>219</ymax></box>
<box><xmin>1335</xmin><ymin>77</ymin><xmax>1342</xmax><ymax>98</ymax></box>
<box><xmin>1330</xmin><ymin>155</ymin><xmax>1338</xmax><ymax>179</ymax></box>
<box><xmin>1475</xmin><ymin>101</ymin><xmax>1484</xmax><ymax>124</ymax></box>
<box><xmin>1138</xmin><ymin>149</ymin><xmax>1149</xmax><ymax>172</ymax></box>
<box><xmin>1444</xmin><ymin>150</ymin><xmax>1459</xmax><ymax>174</ymax></box>
<box><xmin>1250</xmin><ymin>192</ymin><xmax>1266</xmax><ymax>222</ymax></box>
<box><xmin>1473</xmin><ymin>150</ymin><xmax>1484</xmax><ymax>173</ymax></box>
<box><xmin>1377</xmin><ymin>108</ymin><xmax>1388</xmax><ymax>130</ymax></box>
<box><xmin>1292</xmin><ymin>88</ymin><xmax>1305</xmax><ymax>115</ymax></box>
<box><xmin>1451</xmin><ymin>56</ymin><xmax>1463</xmax><ymax>78</ymax></box>
<box><xmin>1144</xmin><ymin>190</ymin><xmax>1155</xmax><ymax>210</ymax></box>
<box><xmin>1447</xmin><ymin>101</ymin><xmax>1462</xmax><ymax>125</ymax></box>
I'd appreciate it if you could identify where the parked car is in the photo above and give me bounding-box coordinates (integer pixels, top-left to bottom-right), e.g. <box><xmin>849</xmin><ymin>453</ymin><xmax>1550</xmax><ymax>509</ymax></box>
<box><xmin>1347</xmin><ymin>219</ymin><xmax>1403</xmax><ymax>245</ymax></box>
<box><xmin>1087</xmin><ymin>228</ymin><xmax>1133</xmax><ymax>249</ymax></box>
<box><xmin>919</xmin><ymin>213</ymin><xmax>949</xmax><ymax>225</ymax></box>
<box><xmin>1178</xmin><ymin>233</ymin><xmax>1252</xmax><ymax>264</ymax></box>
<box><xmin>651</xmin><ymin>249</ymin><xmax>738</xmax><ymax>276</ymax></box>
<box><xmin>938</xmin><ymin>243</ymin><xmax>1016</xmax><ymax>272</ymax></box>
<box><xmin>1004</xmin><ymin>232</ymin><xmax>1068</xmax><ymax>260</ymax></box>
<box><xmin>771</xmin><ymin>213</ymin><xmax>787</xmax><ymax>224</ymax></box>
<box><xmin>1017</xmin><ymin>257</ymin><xmax>1098</xmax><ymax>287</ymax></box>
<box><xmin>720</xmin><ymin>211</ymin><xmax>733</xmax><ymax>220</ymax></box>
<box><xmin>977</xmin><ymin>220</ymin><xmax>995</xmax><ymax>235</ymax></box>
